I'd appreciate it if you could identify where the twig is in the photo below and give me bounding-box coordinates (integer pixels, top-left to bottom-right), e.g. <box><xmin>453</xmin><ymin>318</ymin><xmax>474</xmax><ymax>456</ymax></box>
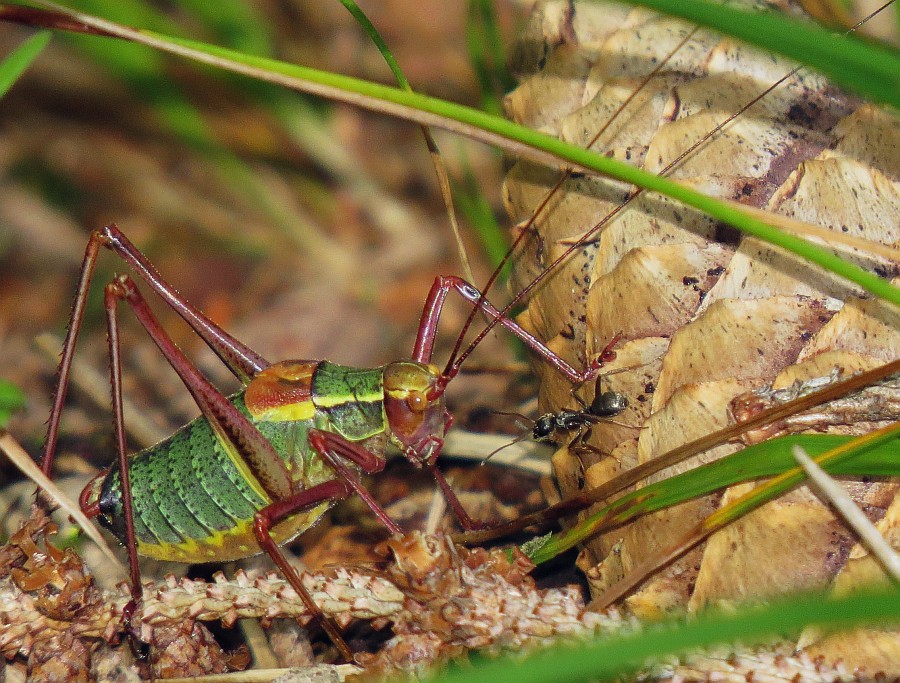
<box><xmin>792</xmin><ymin>445</ymin><xmax>900</xmax><ymax>583</ymax></box>
<box><xmin>0</xmin><ymin>432</ymin><xmax>124</xmax><ymax>574</ymax></box>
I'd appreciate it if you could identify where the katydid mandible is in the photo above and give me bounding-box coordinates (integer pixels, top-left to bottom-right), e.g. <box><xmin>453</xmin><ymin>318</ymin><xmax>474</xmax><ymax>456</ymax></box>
<box><xmin>39</xmin><ymin>223</ymin><xmax>604</xmax><ymax>660</ymax></box>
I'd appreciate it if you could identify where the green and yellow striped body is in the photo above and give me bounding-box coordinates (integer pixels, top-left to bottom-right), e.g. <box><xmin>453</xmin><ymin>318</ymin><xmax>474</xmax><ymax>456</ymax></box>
<box><xmin>84</xmin><ymin>361</ymin><xmax>388</xmax><ymax>563</ymax></box>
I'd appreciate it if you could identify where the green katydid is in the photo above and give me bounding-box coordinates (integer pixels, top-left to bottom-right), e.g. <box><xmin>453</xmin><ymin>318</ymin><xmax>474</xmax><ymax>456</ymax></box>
<box><xmin>40</xmin><ymin>224</ymin><xmax>605</xmax><ymax>661</ymax></box>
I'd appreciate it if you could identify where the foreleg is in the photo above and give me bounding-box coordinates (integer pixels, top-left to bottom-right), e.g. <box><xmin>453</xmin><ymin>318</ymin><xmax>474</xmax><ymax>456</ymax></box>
<box><xmin>307</xmin><ymin>430</ymin><xmax>402</xmax><ymax>535</ymax></box>
<box><xmin>413</xmin><ymin>275</ymin><xmax>603</xmax><ymax>383</ymax></box>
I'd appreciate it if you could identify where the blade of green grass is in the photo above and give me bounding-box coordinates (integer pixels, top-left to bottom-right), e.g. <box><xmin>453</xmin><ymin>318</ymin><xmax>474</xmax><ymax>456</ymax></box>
<box><xmin>0</xmin><ymin>30</ymin><xmax>50</xmax><ymax>97</ymax></box>
<box><xmin>526</xmin><ymin>429</ymin><xmax>900</xmax><ymax>565</ymax></box>
<box><xmin>338</xmin><ymin>0</ymin><xmax>409</xmax><ymax>89</ymax></box>
<box><xmin>585</xmin><ymin>423</ymin><xmax>900</xmax><ymax>608</ymax></box>
<box><xmin>337</xmin><ymin>0</ymin><xmax>475</xmax><ymax>283</ymax></box>
<box><xmin>459</xmin><ymin>361</ymin><xmax>900</xmax><ymax>548</ymax></box>
<box><xmin>466</xmin><ymin>0</ymin><xmax>514</xmax><ymax>116</ymax></box>
<box><xmin>476</xmin><ymin>0</ymin><xmax>515</xmax><ymax>94</ymax></box>
<box><xmin>5</xmin><ymin>2</ymin><xmax>899</xmax><ymax>307</ymax></box>
<box><xmin>792</xmin><ymin>443</ymin><xmax>900</xmax><ymax>582</ymax></box>
<box><xmin>0</xmin><ymin>379</ymin><xmax>26</xmax><ymax>428</ymax></box>
<box><xmin>62</xmin><ymin>0</ymin><xmax>212</xmax><ymax>148</ymax></box>
<box><xmin>611</xmin><ymin>0</ymin><xmax>900</xmax><ymax>109</ymax></box>
<box><xmin>425</xmin><ymin>586</ymin><xmax>900</xmax><ymax>683</ymax></box>
<box><xmin>704</xmin><ymin>422</ymin><xmax>900</xmax><ymax>529</ymax></box>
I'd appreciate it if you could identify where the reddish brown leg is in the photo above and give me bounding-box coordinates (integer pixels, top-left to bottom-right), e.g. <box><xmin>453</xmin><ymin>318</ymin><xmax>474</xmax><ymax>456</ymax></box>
<box><xmin>309</xmin><ymin>431</ymin><xmax>465</xmax><ymax>535</ymax></box>
<box><xmin>411</xmin><ymin>280</ymin><xmax>619</xmax><ymax>530</ymax></box>
<box><xmin>41</xmin><ymin>235</ymin><xmax>101</xmax><ymax>478</ymax></box>
<box><xmin>254</xmin><ymin>480</ymin><xmax>357</xmax><ymax>662</ymax></box>
<box><xmin>106</xmin><ymin>275</ymin><xmax>294</xmax><ymax>500</ymax></box>
<box><xmin>425</xmin><ymin>410</ymin><xmax>496</xmax><ymax>531</ymax></box>
<box><xmin>101</xmin><ymin>276</ymin><xmax>375</xmax><ymax>660</ymax></box>
<box><xmin>569</xmin><ymin>333</ymin><xmax>623</xmax><ymax>409</ymax></box>
<box><xmin>41</xmin><ymin>224</ymin><xmax>269</xmax><ymax>478</ymax></box>
<box><xmin>97</xmin><ymin>224</ymin><xmax>267</xmax><ymax>380</ymax></box>
<box><xmin>431</xmin><ymin>466</ymin><xmax>483</xmax><ymax>530</ymax></box>
<box><xmin>412</xmin><ymin>275</ymin><xmax>603</xmax><ymax>383</ymax></box>
<box><xmin>307</xmin><ymin>430</ymin><xmax>402</xmax><ymax>535</ymax></box>
<box><xmin>102</xmin><ymin>282</ymin><xmax>143</xmax><ymax>628</ymax></box>
<box><xmin>97</xmin><ymin>276</ymin><xmax>292</xmax><ymax>640</ymax></box>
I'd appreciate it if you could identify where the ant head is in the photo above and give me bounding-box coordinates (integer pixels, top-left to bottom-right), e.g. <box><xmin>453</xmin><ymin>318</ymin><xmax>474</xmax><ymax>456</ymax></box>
<box><xmin>532</xmin><ymin>413</ymin><xmax>556</xmax><ymax>441</ymax></box>
<box><xmin>383</xmin><ymin>361</ymin><xmax>447</xmax><ymax>467</ymax></box>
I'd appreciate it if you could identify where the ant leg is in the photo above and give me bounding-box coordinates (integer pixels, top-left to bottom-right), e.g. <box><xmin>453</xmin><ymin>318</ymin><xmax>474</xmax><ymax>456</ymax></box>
<box><xmin>572</xmin><ymin>425</ymin><xmax>600</xmax><ymax>457</ymax></box>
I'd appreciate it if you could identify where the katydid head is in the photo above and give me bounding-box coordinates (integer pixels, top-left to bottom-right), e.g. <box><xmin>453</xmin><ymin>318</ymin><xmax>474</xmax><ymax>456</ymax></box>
<box><xmin>383</xmin><ymin>360</ymin><xmax>447</xmax><ymax>467</ymax></box>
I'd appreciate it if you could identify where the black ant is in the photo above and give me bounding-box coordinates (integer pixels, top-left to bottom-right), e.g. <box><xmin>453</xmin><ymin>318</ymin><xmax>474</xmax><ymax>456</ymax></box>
<box><xmin>531</xmin><ymin>387</ymin><xmax>629</xmax><ymax>444</ymax></box>
<box><xmin>492</xmin><ymin>336</ymin><xmax>630</xmax><ymax>458</ymax></box>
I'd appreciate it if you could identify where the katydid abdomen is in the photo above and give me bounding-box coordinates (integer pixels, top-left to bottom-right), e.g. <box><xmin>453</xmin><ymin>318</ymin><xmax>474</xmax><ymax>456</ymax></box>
<box><xmin>82</xmin><ymin>360</ymin><xmax>395</xmax><ymax>563</ymax></box>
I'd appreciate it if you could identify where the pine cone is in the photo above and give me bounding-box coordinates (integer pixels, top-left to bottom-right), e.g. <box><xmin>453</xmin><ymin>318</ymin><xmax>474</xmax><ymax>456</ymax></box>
<box><xmin>503</xmin><ymin>0</ymin><xmax>899</xmax><ymax>675</ymax></box>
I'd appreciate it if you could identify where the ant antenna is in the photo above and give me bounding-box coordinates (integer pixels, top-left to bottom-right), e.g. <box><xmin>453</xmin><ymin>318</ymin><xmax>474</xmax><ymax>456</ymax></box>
<box><xmin>482</xmin><ymin>432</ymin><xmax>534</xmax><ymax>464</ymax></box>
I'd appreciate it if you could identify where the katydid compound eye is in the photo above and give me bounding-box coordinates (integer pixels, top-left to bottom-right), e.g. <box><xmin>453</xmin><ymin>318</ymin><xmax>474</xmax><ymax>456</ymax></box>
<box><xmin>407</xmin><ymin>392</ymin><xmax>427</xmax><ymax>412</ymax></box>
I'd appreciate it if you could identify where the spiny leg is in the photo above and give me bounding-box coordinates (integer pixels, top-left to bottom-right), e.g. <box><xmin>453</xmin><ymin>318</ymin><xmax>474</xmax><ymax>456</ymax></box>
<box><xmin>307</xmin><ymin>430</ymin><xmax>403</xmax><ymax>535</ymax></box>
<box><xmin>309</xmin><ymin>428</ymin><xmax>470</xmax><ymax>533</ymax></box>
<box><xmin>97</xmin><ymin>275</ymin><xmax>289</xmax><ymax>634</ymax></box>
<box><xmin>430</xmin><ymin>465</ymin><xmax>483</xmax><ymax>530</ymax></box>
<box><xmin>41</xmin><ymin>224</ymin><xmax>269</xmax><ymax>478</ymax></box>
<box><xmin>413</xmin><ymin>275</ymin><xmax>605</xmax><ymax>384</ymax></box>
<box><xmin>97</xmin><ymin>224</ymin><xmax>267</xmax><ymax>381</ymax></box>
<box><xmin>309</xmin><ymin>429</ymin><xmax>479</xmax><ymax>533</ymax></box>
<box><xmin>41</xmin><ymin>234</ymin><xmax>101</xmax><ymax>479</ymax></box>
<box><xmin>308</xmin><ymin>429</ymin><xmax>476</xmax><ymax>532</ymax></box>
<box><xmin>100</xmin><ymin>275</ymin><xmax>353</xmax><ymax>659</ymax></box>
<box><xmin>412</xmin><ymin>278</ymin><xmax>615</xmax><ymax>528</ymax></box>
<box><xmin>102</xmin><ymin>282</ymin><xmax>144</xmax><ymax>631</ymax></box>
<box><xmin>253</xmin><ymin>480</ymin><xmax>357</xmax><ymax>662</ymax></box>
<box><xmin>106</xmin><ymin>275</ymin><xmax>293</xmax><ymax>501</ymax></box>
